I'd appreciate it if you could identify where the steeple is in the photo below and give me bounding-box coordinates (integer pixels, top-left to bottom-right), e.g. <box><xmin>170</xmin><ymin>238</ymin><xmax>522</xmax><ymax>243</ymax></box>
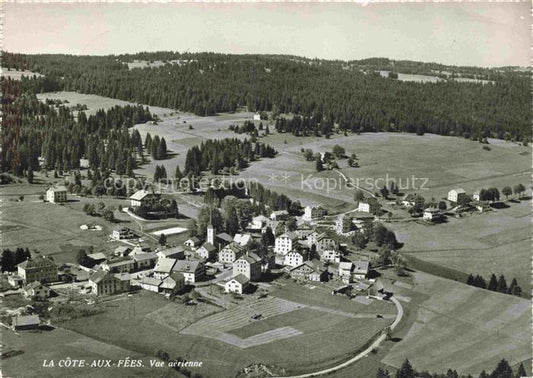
<box><xmin>207</xmin><ymin>207</ymin><xmax>215</xmax><ymax>245</ymax></box>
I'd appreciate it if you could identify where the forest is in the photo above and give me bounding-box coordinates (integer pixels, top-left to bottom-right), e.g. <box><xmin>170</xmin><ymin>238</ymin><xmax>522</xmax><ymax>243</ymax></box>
<box><xmin>3</xmin><ymin>51</ymin><xmax>530</xmax><ymax>142</ymax></box>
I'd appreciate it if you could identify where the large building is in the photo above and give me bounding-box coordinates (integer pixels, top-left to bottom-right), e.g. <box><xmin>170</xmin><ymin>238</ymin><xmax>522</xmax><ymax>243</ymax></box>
<box><xmin>129</xmin><ymin>190</ymin><xmax>160</xmax><ymax>208</ymax></box>
<box><xmin>218</xmin><ymin>243</ymin><xmax>245</xmax><ymax>264</ymax></box>
<box><xmin>447</xmin><ymin>188</ymin><xmax>466</xmax><ymax>203</ymax></box>
<box><xmin>172</xmin><ymin>260</ymin><xmax>205</xmax><ymax>284</ymax></box>
<box><xmin>274</xmin><ymin>232</ymin><xmax>298</xmax><ymax>255</ymax></box>
<box><xmin>17</xmin><ymin>256</ymin><xmax>57</xmax><ymax>284</ymax></box>
<box><xmin>233</xmin><ymin>253</ymin><xmax>262</xmax><ymax>281</ymax></box>
<box><xmin>46</xmin><ymin>186</ymin><xmax>67</xmax><ymax>203</ymax></box>
<box><xmin>89</xmin><ymin>270</ymin><xmax>130</xmax><ymax>296</ymax></box>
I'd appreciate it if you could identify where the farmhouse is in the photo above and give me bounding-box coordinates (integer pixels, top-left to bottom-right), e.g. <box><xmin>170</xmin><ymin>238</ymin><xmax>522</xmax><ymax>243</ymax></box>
<box><xmin>160</xmin><ymin>273</ymin><xmax>186</xmax><ymax>294</ymax></box>
<box><xmin>88</xmin><ymin>252</ymin><xmax>109</xmax><ymax>263</ymax></box>
<box><xmin>216</xmin><ymin>232</ymin><xmax>234</xmax><ymax>245</ymax></box>
<box><xmin>23</xmin><ymin>281</ymin><xmax>51</xmax><ymax>300</ymax></box>
<box><xmin>270</xmin><ymin>210</ymin><xmax>289</xmax><ymax>221</ymax></box>
<box><xmin>140</xmin><ymin>277</ymin><xmax>163</xmax><ymax>292</ymax></box>
<box><xmin>89</xmin><ymin>270</ymin><xmax>131</xmax><ymax>296</ymax></box>
<box><xmin>112</xmin><ymin>227</ymin><xmax>136</xmax><ymax>241</ymax></box>
<box><xmin>316</xmin><ymin>234</ymin><xmax>337</xmax><ymax>252</ymax></box>
<box><xmin>303</xmin><ymin>206</ymin><xmax>327</xmax><ymax>220</ymax></box>
<box><xmin>274</xmin><ymin>232</ymin><xmax>298</xmax><ymax>255</ymax></box>
<box><xmin>233</xmin><ymin>253</ymin><xmax>262</xmax><ymax>281</ymax></box>
<box><xmin>224</xmin><ymin>274</ymin><xmax>250</xmax><ymax>294</ymax></box>
<box><xmin>17</xmin><ymin>256</ymin><xmax>58</xmax><ymax>284</ymax></box>
<box><xmin>46</xmin><ymin>186</ymin><xmax>67</xmax><ymax>203</ymax></box>
<box><xmin>153</xmin><ymin>258</ymin><xmax>178</xmax><ymax>279</ymax></box>
<box><xmin>289</xmin><ymin>261</ymin><xmax>328</xmax><ymax>282</ymax></box>
<box><xmin>132</xmin><ymin>252</ymin><xmax>158</xmax><ymax>270</ymax></box>
<box><xmin>448</xmin><ymin>188</ymin><xmax>466</xmax><ymax>203</ymax></box>
<box><xmin>184</xmin><ymin>237</ymin><xmax>201</xmax><ymax>249</ymax></box>
<box><xmin>284</xmin><ymin>251</ymin><xmax>304</xmax><ymax>268</ymax></box>
<box><xmin>352</xmin><ymin>260</ymin><xmax>370</xmax><ymax>280</ymax></box>
<box><xmin>156</xmin><ymin>246</ymin><xmax>185</xmax><ymax>260</ymax></box>
<box><xmin>196</xmin><ymin>243</ymin><xmax>216</xmax><ymax>260</ymax></box>
<box><xmin>101</xmin><ymin>257</ymin><xmax>135</xmax><ymax>273</ymax></box>
<box><xmin>129</xmin><ymin>190</ymin><xmax>160</xmax><ymax>208</ymax></box>
<box><xmin>357</xmin><ymin>202</ymin><xmax>370</xmax><ymax>213</ymax></box>
<box><xmin>12</xmin><ymin>315</ymin><xmax>40</xmax><ymax>331</ymax></box>
<box><xmin>7</xmin><ymin>274</ymin><xmax>24</xmax><ymax>288</ymax></box>
<box><xmin>423</xmin><ymin>207</ymin><xmax>442</xmax><ymax>222</ymax></box>
<box><xmin>172</xmin><ymin>260</ymin><xmax>205</xmax><ymax>284</ymax></box>
<box><xmin>218</xmin><ymin>243</ymin><xmax>245</xmax><ymax>264</ymax></box>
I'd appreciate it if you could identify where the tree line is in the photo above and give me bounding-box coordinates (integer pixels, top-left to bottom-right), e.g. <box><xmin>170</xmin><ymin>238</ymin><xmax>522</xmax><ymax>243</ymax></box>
<box><xmin>1</xmin><ymin>248</ymin><xmax>32</xmax><ymax>272</ymax></box>
<box><xmin>466</xmin><ymin>273</ymin><xmax>522</xmax><ymax>297</ymax></box>
<box><xmin>4</xmin><ymin>51</ymin><xmax>529</xmax><ymax>142</ymax></box>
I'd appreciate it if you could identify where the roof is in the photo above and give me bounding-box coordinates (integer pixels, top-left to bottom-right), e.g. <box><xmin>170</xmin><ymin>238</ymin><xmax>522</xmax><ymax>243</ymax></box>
<box><xmin>221</xmin><ymin>243</ymin><xmax>244</xmax><ymax>254</ymax></box>
<box><xmin>172</xmin><ymin>260</ymin><xmax>202</xmax><ymax>273</ymax></box>
<box><xmin>353</xmin><ymin>260</ymin><xmax>370</xmax><ymax>272</ymax></box>
<box><xmin>132</xmin><ymin>252</ymin><xmax>158</xmax><ymax>262</ymax></box>
<box><xmin>160</xmin><ymin>273</ymin><xmax>185</xmax><ymax>289</ymax></box>
<box><xmin>339</xmin><ymin>262</ymin><xmax>353</xmax><ymax>271</ymax></box>
<box><xmin>252</xmin><ymin>215</ymin><xmax>269</xmax><ymax>223</ymax></box>
<box><xmin>216</xmin><ymin>232</ymin><xmax>233</xmax><ymax>243</ymax></box>
<box><xmin>140</xmin><ymin>277</ymin><xmax>162</xmax><ymax>287</ymax></box>
<box><xmin>154</xmin><ymin>258</ymin><xmax>177</xmax><ymax>273</ymax></box>
<box><xmin>271</xmin><ymin>210</ymin><xmax>288</xmax><ymax>216</ymax></box>
<box><xmin>18</xmin><ymin>256</ymin><xmax>57</xmax><ymax>270</ymax></box>
<box><xmin>12</xmin><ymin>315</ymin><xmax>40</xmax><ymax>327</ymax></box>
<box><xmin>450</xmin><ymin>188</ymin><xmax>466</xmax><ymax>194</ymax></box>
<box><xmin>129</xmin><ymin>189</ymin><xmax>158</xmax><ymax>201</ymax></box>
<box><xmin>104</xmin><ymin>257</ymin><xmax>134</xmax><ymax>267</ymax></box>
<box><xmin>47</xmin><ymin>186</ymin><xmax>67</xmax><ymax>193</ymax></box>
<box><xmin>89</xmin><ymin>270</ymin><xmax>110</xmax><ymax>284</ymax></box>
<box><xmin>24</xmin><ymin>281</ymin><xmax>47</xmax><ymax>290</ymax></box>
<box><xmin>185</xmin><ymin>237</ymin><xmax>200</xmax><ymax>244</ymax></box>
<box><xmin>424</xmin><ymin>207</ymin><xmax>440</xmax><ymax>213</ymax></box>
<box><xmin>234</xmin><ymin>234</ymin><xmax>252</xmax><ymax>245</ymax></box>
<box><xmin>279</xmin><ymin>232</ymin><xmax>298</xmax><ymax>241</ymax></box>
<box><xmin>290</xmin><ymin>262</ymin><xmax>317</xmax><ymax>273</ymax></box>
<box><xmin>88</xmin><ymin>252</ymin><xmax>108</xmax><ymax>261</ymax></box>
<box><xmin>199</xmin><ymin>242</ymin><xmax>216</xmax><ymax>252</ymax></box>
<box><xmin>237</xmin><ymin>253</ymin><xmax>262</xmax><ymax>264</ymax></box>
<box><xmin>229</xmin><ymin>274</ymin><xmax>250</xmax><ymax>286</ymax></box>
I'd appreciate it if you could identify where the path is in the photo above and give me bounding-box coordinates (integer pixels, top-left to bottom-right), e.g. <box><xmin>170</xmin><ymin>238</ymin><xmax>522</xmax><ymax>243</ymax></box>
<box><xmin>275</xmin><ymin>296</ymin><xmax>403</xmax><ymax>378</ymax></box>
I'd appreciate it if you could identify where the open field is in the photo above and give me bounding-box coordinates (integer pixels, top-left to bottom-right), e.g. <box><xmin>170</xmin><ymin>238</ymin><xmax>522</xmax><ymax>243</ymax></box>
<box><xmin>1</xmin><ymin>67</ymin><xmax>43</xmax><ymax>80</ymax></box>
<box><xmin>1</xmin><ymin>326</ymin><xmax>179</xmax><ymax>378</ymax></box>
<box><xmin>389</xmin><ymin>199</ymin><xmax>531</xmax><ymax>292</ymax></box>
<box><xmin>380</xmin><ymin>271</ymin><xmax>531</xmax><ymax>375</ymax></box>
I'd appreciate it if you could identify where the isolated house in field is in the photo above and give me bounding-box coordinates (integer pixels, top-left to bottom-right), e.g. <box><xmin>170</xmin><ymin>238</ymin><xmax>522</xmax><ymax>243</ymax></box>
<box><xmin>224</xmin><ymin>274</ymin><xmax>250</xmax><ymax>294</ymax></box>
<box><xmin>284</xmin><ymin>251</ymin><xmax>304</xmax><ymax>268</ymax></box>
<box><xmin>447</xmin><ymin>188</ymin><xmax>466</xmax><ymax>203</ymax></box>
<box><xmin>423</xmin><ymin>207</ymin><xmax>442</xmax><ymax>222</ymax></box>
<box><xmin>129</xmin><ymin>190</ymin><xmax>160</xmax><ymax>208</ymax></box>
<box><xmin>46</xmin><ymin>186</ymin><xmax>67</xmax><ymax>203</ymax></box>
<box><xmin>233</xmin><ymin>253</ymin><xmax>262</xmax><ymax>281</ymax></box>
<box><xmin>357</xmin><ymin>202</ymin><xmax>370</xmax><ymax>213</ymax></box>
<box><xmin>196</xmin><ymin>243</ymin><xmax>217</xmax><ymax>261</ymax></box>
<box><xmin>171</xmin><ymin>260</ymin><xmax>205</xmax><ymax>284</ymax></box>
<box><xmin>17</xmin><ymin>256</ymin><xmax>58</xmax><ymax>284</ymax></box>
<box><xmin>303</xmin><ymin>206</ymin><xmax>326</xmax><ymax>221</ymax></box>
<box><xmin>218</xmin><ymin>243</ymin><xmax>245</xmax><ymax>264</ymax></box>
<box><xmin>89</xmin><ymin>270</ymin><xmax>130</xmax><ymax>295</ymax></box>
<box><xmin>270</xmin><ymin>210</ymin><xmax>289</xmax><ymax>221</ymax></box>
<box><xmin>12</xmin><ymin>315</ymin><xmax>40</xmax><ymax>331</ymax></box>
<box><xmin>401</xmin><ymin>193</ymin><xmax>418</xmax><ymax>207</ymax></box>
<box><xmin>23</xmin><ymin>281</ymin><xmax>51</xmax><ymax>300</ymax></box>
<box><xmin>274</xmin><ymin>232</ymin><xmax>298</xmax><ymax>255</ymax></box>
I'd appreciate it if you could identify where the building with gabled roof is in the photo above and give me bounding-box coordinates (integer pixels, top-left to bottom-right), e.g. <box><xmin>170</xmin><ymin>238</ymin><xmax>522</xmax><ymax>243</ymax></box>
<box><xmin>284</xmin><ymin>251</ymin><xmax>304</xmax><ymax>268</ymax></box>
<box><xmin>132</xmin><ymin>252</ymin><xmax>158</xmax><ymax>270</ymax></box>
<box><xmin>140</xmin><ymin>277</ymin><xmax>163</xmax><ymax>292</ymax></box>
<box><xmin>233</xmin><ymin>233</ymin><xmax>252</xmax><ymax>247</ymax></box>
<box><xmin>218</xmin><ymin>242</ymin><xmax>245</xmax><ymax>264</ymax></box>
<box><xmin>274</xmin><ymin>232</ymin><xmax>299</xmax><ymax>255</ymax></box>
<box><xmin>171</xmin><ymin>260</ymin><xmax>205</xmax><ymax>284</ymax></box>
<box><xmin>156</xmin><ymin>246</ymin><xmax>185</xmax><ymax>260</ymax></box>
<box><xmin>153</xmin><ymin>258</ymin><xmax>178</xmax><ymax>279</ymax></box>
<box><xmin>89</xmin><ymin>270</ymin><xmax>130</xmax><ymax>295</ymax></box>
<box><xmin>12</xmin><ymin>315</ymin><xmax>40</xmax><ymax>331</ymax></box>
<box><xmin>101</xmin><ymin>256</ymin><xmax>135</xmax><ymax>273</ymax></box>
<box><xmin>289</xmin><ymin>261</ymin><xmax>328</xmax><ymax>282</ymax></box>
<box><xmin>23</xmin><ymin>281</ymin><xmax>51</xmax><ymax>300</ymax></box>
<box><xmin>129</xmin><ymin>190</ymin><xmax>160</xmax><ymax>208</ymax></box>
<box><xmin>160</xmin><ymin>272</ymin><xmax>186</xmax><ymax>294</ymax></box>
<box><xmin>270</xmin><ymin>210</ymin><xmax>289</xmax><ymax>221</ymax></box>
<box><xmin>447</xmin><ymin>188</ymin><xmax>466</xmax><ymax>203</ymax></box>
<box><xmin>224</xmin><ymin>274</ymin><xmax>250</xmax><ymax>294</ymax></box>
<box><xmin>196</xmin><ymin>242</ymin><xmax>216</xmax><ymax>261</ymax></box>
<box><xmin>46</xmin><ymin>186</ymin><xmax>67</xmax><ymax>203</ymax></box>
<box><xmin>233</xmin><ymin>252</ymin><xmax>262</xmax><ymax>281</ymax></box>
<box><xmin>17</xmin><ymin>256</ymin><xmax>57</xmax><ymax>284</ymax></box>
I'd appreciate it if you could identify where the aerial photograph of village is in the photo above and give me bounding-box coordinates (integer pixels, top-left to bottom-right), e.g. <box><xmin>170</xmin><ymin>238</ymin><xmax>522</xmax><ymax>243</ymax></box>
<box><xmin>0</xmin><ymin>2</ymin><xmax>531</xmax><ymax>378</ymax></box>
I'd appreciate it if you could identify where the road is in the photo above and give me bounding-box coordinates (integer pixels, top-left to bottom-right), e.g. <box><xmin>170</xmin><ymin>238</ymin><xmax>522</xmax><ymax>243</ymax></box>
<box><xmin>275</xmin><ymin>296</ymin><xmax>403</xmax><ymax>378</ymax></box>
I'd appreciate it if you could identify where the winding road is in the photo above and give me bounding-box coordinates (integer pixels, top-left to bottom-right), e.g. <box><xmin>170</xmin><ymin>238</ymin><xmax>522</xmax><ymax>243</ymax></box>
<box><xmin>275</xmin><ymin>296</ymin><xmax>403</xmax><ymax>378</ymax></box>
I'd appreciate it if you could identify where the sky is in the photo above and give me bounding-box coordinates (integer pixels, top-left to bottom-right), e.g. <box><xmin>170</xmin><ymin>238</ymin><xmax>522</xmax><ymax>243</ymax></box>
<box><xmin>3</xmin><ymin>2</ymin><xmax>530</xmax><ymax>67</ymax></box>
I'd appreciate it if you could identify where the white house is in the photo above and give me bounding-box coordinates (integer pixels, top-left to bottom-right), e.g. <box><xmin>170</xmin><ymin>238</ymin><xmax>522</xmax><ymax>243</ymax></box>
<box><xmin>284</xmin><ymin>251</ymin><xmax>304</xmax><ymax>268</ymax></box>
<box><xmin>274</xmin><ymin>232</ymin><xmax>298</xmax><ymax>255</ymax></box>
<box><xmin>357</xmin><ymin>202</ymin><xmax>370</xmax><ymax>213</ymax></box>
<box><xmin>225</xmin><ymin>274</ymin><xmax>250</xmax><ymax>294</ymax></box>
<box><xmin>196</xmin><ymin>243</ymin><xmax>217</xmax><ymax>260</ymax></box>
<box><xmin>129</xmin><ymin>190</ymin><xmax>160</xmax><ymax>208</ymax></box>
<box><xmin>112</xmin><ymin>227</ymin><xmax>136</xmax><ymax>241</ymax></box>
<box><xmin>156</xmin><ymin>246</ymin><xmax>185</xmax><ymax>260</ymax></box>
<box><xmin>472</xmin><ymin>191</ymin><xmax>481</xmax><ymax>201</ymax></box>
<box><xmin>303</xmin><ymin>206</ymin><xmax>326</xmax><ymax>221</ymax></box>
<box><xmin>249</xmin><ymin>215</ymin><xmax>269</xmax><ymax>230</ymax></box>
<box><xmin>233</xmin><ymin>233</ymin><xmax>252</xmax><ymax>247</ymax></box>
<box><xmin>233</xmin><ymin>253</ymin><xmax>262</xmax><ymax>281</ymax></box>
<box><xmin>46</xmin><ymin>186</ymin><xmax>67</xmax><ymax>203</ymax></box>
<box><xmin>171</xmin><ymin>260</ymin><xmax>204</xmax><ymax>284</ymax></box>
<box><xmin>447</xmin><ymin>188</ymin><xmax>466</xmax><ymax>203</ymax></box>
<box><xmin>252</xmin><ymin>113</ymin><xmax>261</xmax><ymax>121</ymax></box>
<box><xmin>139</xmin><ymin>277</ymin><xmax>162</xmax><ymax>292</ymax></box>
<box><xmin>218</xmin><ymin>243</ymin><xmax>245</xmax><ymax>264</ymax></box>
<box><xmin>423</xmin><ymin>207</ymin><xmax>441</xmax><ymax>222</ymax></box>
<box><xmin>321</xmin><ymin>249</ymin><xmax>341</xmax><ymax>264</ymax></box>
<box><xmin>270</xmin><ymin>210</ymin><xmax>289</xmax><ymax>221</ymax></box>
<box><xmin>23</xmin><ymin>282</ymin><xmax>51</xmax><ymax>300</ymax></box>
<box><xmin>184</xmin><ymin>237</ymin><xmax>201</xmax><ymax>249</ymax></box>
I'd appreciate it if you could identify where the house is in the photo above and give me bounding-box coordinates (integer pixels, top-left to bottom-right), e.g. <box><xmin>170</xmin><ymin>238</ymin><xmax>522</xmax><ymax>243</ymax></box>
<box><xmin>129</xmin><ymin>190</ymin><xmax>160</xmax><ymax>208</ymax></box>
<box><xmin>316</xmin><ymin>234</ymin><xmax>337</xmax><ymax>253</ymax></box>
<box><xmin>401</xmin><ymin>193</ymin><xmax>418</xmax><ymax>207</ymax></box>
<box><xmin>130</xmin><ymin>244</ymin><xmax>152</xmax><ymax>256</ymax></box>
<box><xmin>156</xmin><ymin>246</ymin><xmax>185</xmax><ymax>260</ymax></box>
<box><xmin>46</xmin><ymin>186</ymin><xmax>67</xmax><ymax>203</ymax></box>
<box><xmin>172</xmin><ymin>260</ymin><xmax>205</xmax><ymax>284</ymax></box>
<box><xmin>79</xmin><ymin>158</ymin><xmax>90</xmax><ymax>168</ymax></box>
<box><xmin>284</xmin><ymin>251</ymin><xmax>304</xmax><ymax>268</ymax></box>
<box><xmin>338</xmin><ymin>262</ymin><xmax>354</xmax><ymax>280</ymax></box>
<box><xmin>101</xmin><ymin>257</ymin><xmax>135</xmax><ymax>273</ymax></box>
<box><xmin>270</xmin><ymin>210</ymin><xmax>289</xmax><ymax>221</ymax></box>
<box><xmin>321</xmin><ymin>249</ymin><xmax>341</xmax><ymax>264</ymax></box>
<box><xmin>17</xmin><ymin>256</ymin><xmax>58</xmax><ymax>284</ymax></box>
<box><xmin>224</xmin><ymin>274</ymin><xmax>250</xmax><ymax>294</ymax></box>
<box><xmin>112</xmin><ymin>227</ymin><xmax>136</xmax><ymax>241</ymax></box>
<box><xmin>447</xmin><ymin>188</ymin><xmax>466</xmax><ymax>203</ymax></box>
<box><xmin>12</xmin><ymin>315</ymin><xmax>40</xmax><ymax>331</ymax></box>
<box><xmin>233</xmin><ymin>233</ymin><xmax>252</xmax><ymax>247</ymax></box>
<box><xmin>113</xmin><ymin>246</ymin><xmax>132</xmax><ymax>257</ymax></box>
<box><xmin>335</xmin><ymin>215</ymin><xmax>354</xmax><ymax>234</ymax></box>
<box><xmin>89</xmin><ymin>270</ymin><xmax>130</xmax><ymax>295</ymax></box>
<box><xmin>153</xmin><ymin>258</ymin><xmax>177</xmax><ymax>279</ymax></box>
<box><xmin>218</xmin><ymin>243</ymin><xmax>245</xmax><ymax>264</ymax></box>
<box><xmin>289</xmin><ymin>261</ymin><xmax>328</xmax><ymax>282</ymax></box>
<box><xmin>303</xmin><ymin>206</ymin><xmax>326</xmax><ymax>221</ymax></box>
<box><xmin>7</xmin><ymin>275</ymin><xmax>24</xmax><ymax>288</ymax></box>
<box><xmin>160</xmin><ymin>273</ymin><xmax>186</xmax><ymax>294</ymax></box>
<box><xmin>132</xmin><ymin>252</ymin><xmax>158</xmax><ymax>270</ymax></box>
<box><xmin>357</xmin><ymin>202</ymin><xmax>370</xmax><ymax>213</ymax></box>
<box><xmin>473</xmin><ymin>201</ymin><xmax>491</xmax><ymax>213</ymax></box>
<box><xmin>472</xmin><ymin>191</ymin><xmax>481</xmax><ymax>201</ymax></box>
<box><xmin>196</xmin><ymin>243</ymin><xmax>216</xmax><ymax>260</ymax></box>
<box><xmin>274</xmin><ymin>232</ymin><xmax>298</xmax><ymax>255</ymax></box>
<box><xmin>352</xmin><ymin>260</ymin><xmax>370</xmax><ymax>280</ymax></box>
<box><xmin>87</xmin><ymin>252</ymin><xmax>108</xmax><ymax>263</ymax></box>
<box><xmin>249</xmin><ymin>215</ymin><xmax>270</xmax><ymax>230</ymax></box>
<box><xmin>184</xmin><ymin>237</ymin><xmax>201</xmax><ymax>249</ymax></box>
<box><xmin>233</xmin><ymin>253</ymin><xmax>262</xmax><ymax>281</ymax></box>
<box><xmin>252</xmin><ymin>113</ymin><xmax>261</xmax><ymax>121</ymax></box>
<box><xmin>140</xmin><ymin>277</ymin><xmax>163</xmax><ymax>292</ymax></box>
<box><xmin>423</xmin><ymin>207</ymin><xmax>442</xmax><ymax>222</ymax></box>
<box><xmin>23</xmin><ymin>281</ymin><xmax>51</xmax><ymax>300</ymax></box>
<box><xmin>216</xmin><ymin>232</ymin><xmax>234</xmax><ymax>245</ymax></box>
